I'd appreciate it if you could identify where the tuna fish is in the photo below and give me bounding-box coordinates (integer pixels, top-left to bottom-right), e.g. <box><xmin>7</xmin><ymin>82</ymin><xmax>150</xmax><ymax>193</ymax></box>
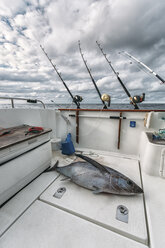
<box><xmin>54</xmin><ymin>154</ymin><xmax>143</xmax><ymax>195</ymax></box>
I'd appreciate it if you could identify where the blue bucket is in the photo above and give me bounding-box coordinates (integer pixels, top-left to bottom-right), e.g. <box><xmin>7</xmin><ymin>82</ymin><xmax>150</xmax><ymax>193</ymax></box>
<box><xmin>61</xmin><ymin>133</ymin><xmax>75</xmax><ymax>155</ymax></box>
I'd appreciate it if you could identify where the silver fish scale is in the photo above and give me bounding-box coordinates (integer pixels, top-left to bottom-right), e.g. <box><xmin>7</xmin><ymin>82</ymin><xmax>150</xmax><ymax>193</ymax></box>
<box><xmin>72</xmin><ymin>170</ymin><xmax>110</xmax><ymax>192</ymax></box>
<box><xmin>55</xmin><ymin>160</ymin><xmax>143</xmax><ymax>195</ymax></box>
<box><xmin>56</xmin><ymin>161</ymin><xmax>109</xmax><ymax>192</ymax></box>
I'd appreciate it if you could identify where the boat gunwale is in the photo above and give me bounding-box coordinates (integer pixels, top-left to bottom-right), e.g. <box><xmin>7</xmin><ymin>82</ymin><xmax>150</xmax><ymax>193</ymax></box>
<box><xmin>59</xmin><ymin>108</ymin><xmax>165</xmax><ymax>112</ymax></box>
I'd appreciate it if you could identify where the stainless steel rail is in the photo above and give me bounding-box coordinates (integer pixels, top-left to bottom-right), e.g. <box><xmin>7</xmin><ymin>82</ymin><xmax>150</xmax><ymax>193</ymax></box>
<box><xmin>0</xmin><ymin>96</ymin><xmax>45</xmax><ymax>109</ymax></box>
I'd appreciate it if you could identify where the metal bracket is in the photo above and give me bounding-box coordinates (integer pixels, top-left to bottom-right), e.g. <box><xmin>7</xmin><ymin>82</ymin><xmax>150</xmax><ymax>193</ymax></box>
<box><xmin>53</xmin><ymin>187</ymin><xmax>66</xmax><ymax>199</ymax></box>
<box><xmin>116</xmin><ymin>205</ymin><xmax>129</xmax><ymax>223</ymax></box>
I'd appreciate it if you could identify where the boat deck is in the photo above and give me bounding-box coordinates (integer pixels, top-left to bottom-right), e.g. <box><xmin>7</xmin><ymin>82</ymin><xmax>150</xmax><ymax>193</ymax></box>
<box><xmin>0</xmin><ymin>150</ymin><xmax>151</xmax><ymax>248</ymax></box>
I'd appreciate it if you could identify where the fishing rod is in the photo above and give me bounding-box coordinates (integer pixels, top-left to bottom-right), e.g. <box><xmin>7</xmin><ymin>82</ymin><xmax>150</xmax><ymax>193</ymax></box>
<box><xmin>123</xmin><ymin>51</ymin><xmax>165</xmax><ymax>84</ymax></box>
<box><xmin>96</xmin><ymin>41</ymin><xmax>141</xmax><ymax>110</ymax></box>
<box><xmin>40</xmin><ymin>45</ymin><xmax>82</xmax><ymax>109</ymax></box>
<box><xmin>78</xmin><ymin>41</ymin><xmax>108</xmax><ymax>109</ymax></box>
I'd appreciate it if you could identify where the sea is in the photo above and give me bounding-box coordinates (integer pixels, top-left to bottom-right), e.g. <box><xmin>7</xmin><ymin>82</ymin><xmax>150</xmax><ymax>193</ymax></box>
<box><xmin>0</xmin><ymin>103</ymin><xmax>165</xmax><ymax>110</ymax></box>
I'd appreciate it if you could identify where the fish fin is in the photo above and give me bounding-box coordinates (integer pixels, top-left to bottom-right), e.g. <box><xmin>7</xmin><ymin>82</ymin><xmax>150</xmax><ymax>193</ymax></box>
<box><xmin>45</xmin><ymin>160</ymin><xmax>59</xmax><ymax>172</ymax></box>
<box><xmin>75</xmin><ymin>154</ymin><xmax>110</xmax><ymax>174</ymax></box>
<box><xmin>92</xmin><ymin>186</ymin><xmax>103</xmax><ymax>194</ymax></box>
<box><xmin>60</xmin><ymin>177</ymin><xmax>71</xmax><ymax>181</ymax></box>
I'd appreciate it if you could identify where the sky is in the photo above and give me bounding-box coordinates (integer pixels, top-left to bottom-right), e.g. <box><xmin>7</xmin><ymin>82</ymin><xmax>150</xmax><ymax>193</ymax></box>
<box><xmin>0</xmin><ymin>0</ymin><xmax>165</xmax><ymax>105</ymax></box>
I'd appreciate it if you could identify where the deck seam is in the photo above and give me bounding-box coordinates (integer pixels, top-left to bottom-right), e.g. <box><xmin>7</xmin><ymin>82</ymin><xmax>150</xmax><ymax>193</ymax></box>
<box><xmin>39</xmin><ymin>197</ymin><xmax>148</xmax><ymax>246</ymax></box>
<box><xmin>138</xmin><ymin>160</ymin><xmax>150</xmax><ymax>248</ymax></box>
<box><xmin>0</xmin><ymin>173</ymin><xmax>60</xmax><ymax>238</ymax></box>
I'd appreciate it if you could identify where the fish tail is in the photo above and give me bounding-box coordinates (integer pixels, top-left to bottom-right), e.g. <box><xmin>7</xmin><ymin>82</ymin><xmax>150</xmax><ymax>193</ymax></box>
<box><xmin>45</xmin><ymin>160</ymin><xmax>59</xmax><ymax>172</ymax></box>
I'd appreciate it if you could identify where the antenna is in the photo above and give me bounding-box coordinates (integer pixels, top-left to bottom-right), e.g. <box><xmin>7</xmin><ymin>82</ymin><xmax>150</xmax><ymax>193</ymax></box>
<box><xmin>96</xmin><ymin>41</ymin><xmax>139</xmax><ymax>109</ymax></box>
<box><xmin>78</xmin><ymin>41</ymin><xmax>107</xmax><ymax>109</ymax></box>
<box><xmin>40</xmin><ymin>45</ymin><xmax>81</xmax><ymax>109</ymax></box>
<box><xmin>123</xmin><ymin>51</ymin><xmax>165</xmax><ymax>84</ymax></box>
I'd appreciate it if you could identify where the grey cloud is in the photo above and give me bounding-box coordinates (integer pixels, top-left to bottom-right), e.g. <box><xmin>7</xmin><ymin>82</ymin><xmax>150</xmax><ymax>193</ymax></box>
<box><xmin>0</xmin><ymin>0</ymin><xmax>164</xmax><ymax>104</ymax></box>
<box><xmin>0</xmin><ymin>70</ymin><xmax>49</xmax><ymax>82</ymax></box>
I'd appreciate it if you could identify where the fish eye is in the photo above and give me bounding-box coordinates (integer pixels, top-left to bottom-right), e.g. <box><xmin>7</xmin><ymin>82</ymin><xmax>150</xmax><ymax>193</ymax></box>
<box><xmin>127</xmin><ymin>180</ymin><xmax>133</xmax><ymax>186</ymax></box>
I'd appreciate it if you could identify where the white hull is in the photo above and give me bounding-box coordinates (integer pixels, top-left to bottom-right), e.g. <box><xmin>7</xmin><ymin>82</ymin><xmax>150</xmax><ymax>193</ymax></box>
<box><xmin>0</xmin><ymin>107</ymin><xmax>165</xmax><ymax>248</ymax></box>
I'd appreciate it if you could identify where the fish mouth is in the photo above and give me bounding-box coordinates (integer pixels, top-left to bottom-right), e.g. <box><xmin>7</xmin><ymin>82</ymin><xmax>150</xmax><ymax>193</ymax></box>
<box><xmin>121</xmin><ymin>185</ymin><xmax>144</xmax><ymax>195</ymax></box>
<box><xmin>135</xmin><ymin>185</ymin><xmax>144</xmax><ymax>194</ymax></box>
<box><xmin>122</xmin><ymin>188</ymin><xmax>143</xmax><ymax>195</ymax></box>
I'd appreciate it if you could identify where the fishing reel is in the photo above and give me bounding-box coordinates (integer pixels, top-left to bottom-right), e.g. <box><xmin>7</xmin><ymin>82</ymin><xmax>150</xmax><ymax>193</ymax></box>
<box><xmin>101</xmin><ymin>94</ymin><xmax>111</xmax><ymax>107</ymax></box>
<box><xmin>130</xmin><ymin>93</ymin><xmax>145</xmax><ymax>104</ymax></box>
<box><xmin>73</xmin><ymin>95</ymin><xmax>83</xmax><ymax>108</ymax></box>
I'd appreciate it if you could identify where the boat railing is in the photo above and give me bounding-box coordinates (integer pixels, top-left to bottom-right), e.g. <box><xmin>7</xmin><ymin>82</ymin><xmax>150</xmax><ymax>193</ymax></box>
<box><xmin>0</xmin><ymin>96</ymin><xmax>46</xmax><ymax>109</ymax></box>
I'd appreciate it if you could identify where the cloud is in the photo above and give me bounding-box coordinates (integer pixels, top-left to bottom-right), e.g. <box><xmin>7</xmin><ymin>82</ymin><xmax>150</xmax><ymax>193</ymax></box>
<box><xmin>0</xmin><ymin>0</ymin><xmax>26</xmax><ymax>16</ymax></box>
<box><xmin>0</xmin><ymin>0</ymin><xmax>164</xmax><ymax>105</ymax></box>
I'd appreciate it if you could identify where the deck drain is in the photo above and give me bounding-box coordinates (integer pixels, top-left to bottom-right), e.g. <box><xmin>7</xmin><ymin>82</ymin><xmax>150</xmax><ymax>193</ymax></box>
<box><xmin>53</xmin><ymin>187</ymin><xmax>66</xmax><ymax>199</ymax></box>
<box><xmin>116</xmin><ymin>205</ymin><xmax>129</xmax><ymax>223</ymax></box>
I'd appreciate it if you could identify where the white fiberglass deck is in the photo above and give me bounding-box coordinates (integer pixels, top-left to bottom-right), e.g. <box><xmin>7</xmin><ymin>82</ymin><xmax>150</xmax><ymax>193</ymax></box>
<box><xmin>0</xmin><ymin>152</ymin><xmax>148</xmax><ymax>248</ymax></box>
<box><xmin>142</xmin><ymin>172</ymin><xmax>165</xmax><ymax>248</ymax></box>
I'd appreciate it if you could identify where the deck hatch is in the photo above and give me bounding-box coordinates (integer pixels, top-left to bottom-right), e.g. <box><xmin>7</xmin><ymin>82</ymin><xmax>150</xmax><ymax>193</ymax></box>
<box><xmin>40</xmin><ymin>154</ymin><xmax>148</xmax><ymax>245</ymax></box>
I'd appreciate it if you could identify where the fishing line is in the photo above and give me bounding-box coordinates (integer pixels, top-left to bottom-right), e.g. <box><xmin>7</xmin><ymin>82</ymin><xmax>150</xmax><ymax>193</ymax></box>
<box><xmin>67</xmin><ymin>105</ymin><xmax>114</xmax><ymax>141</ymax></box>
<box><xmin>134</xmin><ymin>63</ymin><xmax>157</xmax><ymax>79</ymax></box>
<box><xmin>119</xmin><ymin>52</ymin><xmax>162</xmax><ymax>83</ymax></box>
<box><xmin>96</xmin><ymin>41</ymin><xmax>139</xmax><ymax>109</ymax></box>
<box><xmin>25</xmin><ymin>9</ymin><xmax>113</xmax><ymax>139</ymax></box>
